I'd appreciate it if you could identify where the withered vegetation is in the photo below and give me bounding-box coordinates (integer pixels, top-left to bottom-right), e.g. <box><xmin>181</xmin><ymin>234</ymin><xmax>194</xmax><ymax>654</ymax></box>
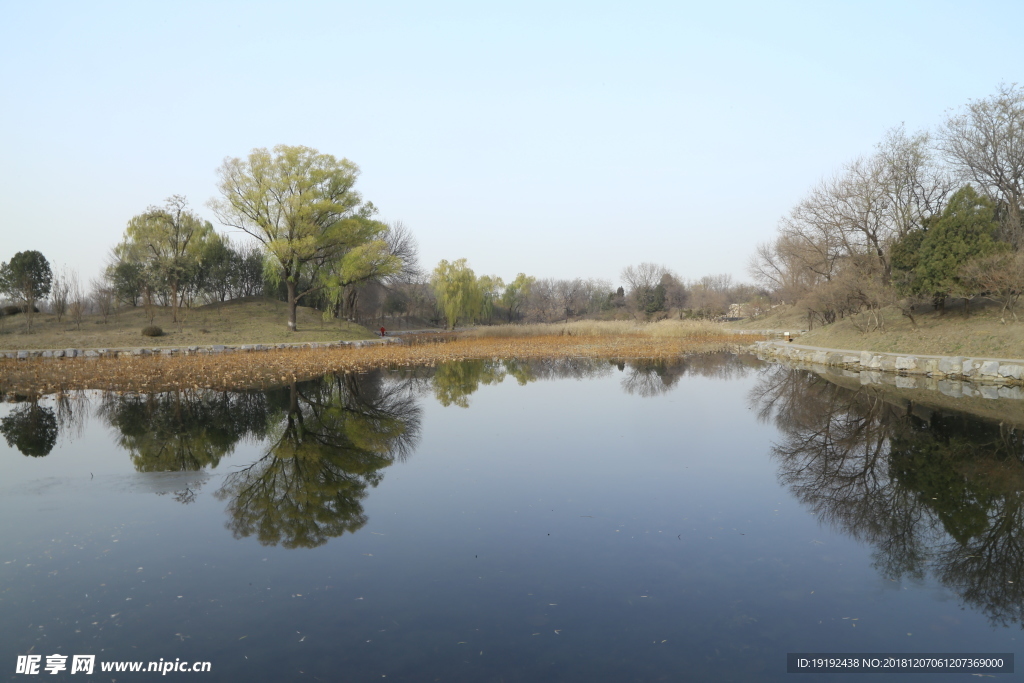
<box><xmin>0</xmin><ymin>332</ymin><xmax>762</xmax><ymax>397</ymax></box>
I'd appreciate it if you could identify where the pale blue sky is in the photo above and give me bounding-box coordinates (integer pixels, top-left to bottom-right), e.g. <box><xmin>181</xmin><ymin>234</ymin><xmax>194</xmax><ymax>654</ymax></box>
<box><xmin>2</xmin><ymin>0</ymin><xmax>1022</xmax><ymax>287</ymax></box>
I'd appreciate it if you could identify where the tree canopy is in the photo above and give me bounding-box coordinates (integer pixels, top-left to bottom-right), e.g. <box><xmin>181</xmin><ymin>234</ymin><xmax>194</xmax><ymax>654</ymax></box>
<box><xmin>0</xmin><ymin>250</ymin><xmax>52</xmax><ymax>331</ymax></box>
<box><xmin>211</xmin><ymin>145</ymin><xmax>388</xmax><ymax>331</ymax></box>
<box><xmin>893</xmin><ymin>185</ymin><xmax>1006</xmax><ymax>306</ymax></box>
<box><xmin>114</xmin><ymin>196</ymin><xmax>217</xmax><ymax>322</ymax></box>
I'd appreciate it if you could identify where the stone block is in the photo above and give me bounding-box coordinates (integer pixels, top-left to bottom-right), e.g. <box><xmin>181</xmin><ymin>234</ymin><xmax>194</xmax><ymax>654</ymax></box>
<box><xmin>879</xmin><ymin>356</ymin><xmax>897</xmax><ymax>372</ymax></box>
<box><xmin>65</xmin><ymin>349</ymin><xmax>78</xmax><ymax>358</ymax></box>
<box><xmin>16</xmin><ymin>350</ymin><xmax>29</xmax><ymax>359</ymax></box>
<box><xmin>41</xmin><ymin>350</ymin><xmax>53</xmax><ymax>358</ymax></box>
<box><xmin>84</xmin><ymin>349</ymin><xmax>100</xmax><ymax>358</ymax></box>
<box><xmin>962</xmin><ymin>359</ymin><xmax>977</xmax><ymax>376</ymax></box>
<box><xmin>938</xmin><ymin>356</ymin><xmax>963</xmax><ymax>375</ymax></box>
<box><xmin>211</xmin><ymin>345</ymin><xmax>226</xmax><ymax>353</ymax></box>
<box><xmin>860</xmin><ymin>350</ymin><xmax>873</xmax><ymax>366</ymax></box>
<box><xmin>998</xmin><ymin>363</ymin><xmax>1024</xmax><ymax>380</ymax></box>
<box><xmin>842</xmin><ymin>354</ymin><xmax>861</xmax><ymax>365</ymax></box>
<box><xmin>979</xmin><ymin>361</ymin><xmax>1001</xmax><ymax>377</ymax></box>
<box><xmin>812</xmin><ymin>351</ymin><xmax>828</xmax><ymax>364</ymax></box>
<box><xmin>895</xmin><ymin>356</ymin><xmax>917</xmax><ymax>371</ymax></box>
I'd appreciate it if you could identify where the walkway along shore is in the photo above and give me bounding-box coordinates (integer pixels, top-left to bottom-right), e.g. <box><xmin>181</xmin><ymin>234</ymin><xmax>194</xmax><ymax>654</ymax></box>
<box><xmin>754</xmin><ymin>339</ymin><xmax>1024</xmax><ymax>400</ymax></box>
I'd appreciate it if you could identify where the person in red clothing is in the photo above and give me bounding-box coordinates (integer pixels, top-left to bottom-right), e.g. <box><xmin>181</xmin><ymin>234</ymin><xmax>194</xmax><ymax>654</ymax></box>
<box><xmin>380</xmin><ymin>326</ymin><xmax>386</xmax><ymax>337</ymax></box>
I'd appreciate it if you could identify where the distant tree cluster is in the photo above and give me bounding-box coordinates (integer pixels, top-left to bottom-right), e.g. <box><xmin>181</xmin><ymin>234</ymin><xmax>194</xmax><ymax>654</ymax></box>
<box><xmin>0</xmin><ymin>145</ymin><xmax>423</xmax><ymax>333</ymax></box>
<box><xmin>750</xmin><ymin>85</ymin><xmax>1024</xmax><ymax>327</ymax></box>
<box><xmin>424</xmin><ymin>258</ymin><xmax>761</xmax><ymax>329</ymax></box>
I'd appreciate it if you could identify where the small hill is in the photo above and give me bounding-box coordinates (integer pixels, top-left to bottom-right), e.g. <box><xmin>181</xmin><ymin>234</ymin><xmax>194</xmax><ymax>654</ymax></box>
<box><xmin>729</xmin><ymin>299</ymin><xmax>1024</xmax><ymax>359</ymax></box>
<box><xmin>0</xmin><ymin>297</ymin><xmax>376</xmax><ymax>350</ymax></box>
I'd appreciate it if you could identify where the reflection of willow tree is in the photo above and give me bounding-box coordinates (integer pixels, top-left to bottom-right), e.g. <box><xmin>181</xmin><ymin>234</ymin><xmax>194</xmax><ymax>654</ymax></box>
<box><xmin>430</xmin><ymin>358</ymin><xmax>614</xmax><ymax>407</ymax></box>
<box><xmin>216</xmin><ymin>371</ymin><xmax>421</xmax><ymax>548</ymax></box>
<box><xmin>751</xmin><ymin>364</ymin><xmax>1024</xmax><ymax>626</ymax></box>
<box><xmin>1</xmin><ymin>399</ymin><xmax>57</xmax><ymax>456</ymax></box>
<box><xmin>620</xmin><ymin>352</ymin><xmax>756</xmax><ymax>397</ymax></box>
<box><xmin>99</xmin><ymin>389</ymin><xmax>271</xmax><ymax>472</ymax></box>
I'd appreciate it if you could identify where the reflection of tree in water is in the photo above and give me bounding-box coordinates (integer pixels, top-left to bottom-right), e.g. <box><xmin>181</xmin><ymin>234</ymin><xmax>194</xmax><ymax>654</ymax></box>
<box><xmin>1</xmin><ymin>398</ymin><xmax>57</xmax><ymax>456</ymax></box>
<box><xmin>620</xmin><ymin>352</ymin><xmax>757</xmax><ymax>397</ymax></box>
<box><xmin>751</xmin><ymin>364</ymin><xmax>1024</xmax><ymax>626</ymax></box>
<box><xmin>215</xmin><ymin>371</ymin><xmax>421</xmax><ymax>548</ymax></box>
<box><xmin>98</xmin><ymin>389</ymin><xmax>271</xmax><ymax>473</ymax></box>
<box><xmin>429</xmin><ymin>358</ymin><xmax>612</xmax><ymax>407</ymax></box>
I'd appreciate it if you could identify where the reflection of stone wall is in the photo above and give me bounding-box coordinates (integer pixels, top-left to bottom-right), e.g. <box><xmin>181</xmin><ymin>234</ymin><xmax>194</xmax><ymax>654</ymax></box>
<box><xmin>755</xmin><ymin>341</ymin><xmax>1024</xmax><ymax>399</ymax></box>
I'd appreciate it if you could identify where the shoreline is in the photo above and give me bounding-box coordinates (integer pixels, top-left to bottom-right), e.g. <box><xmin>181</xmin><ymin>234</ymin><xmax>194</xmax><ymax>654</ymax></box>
<box><xmin>0</xmin><ymin>333</ymin><xmax>760</xmax><ymax>396</ymax></box>
<box><xmin>754</xmin><ymin>339</ymin><xmax>1024</xmax><ymax>400</ymax></box>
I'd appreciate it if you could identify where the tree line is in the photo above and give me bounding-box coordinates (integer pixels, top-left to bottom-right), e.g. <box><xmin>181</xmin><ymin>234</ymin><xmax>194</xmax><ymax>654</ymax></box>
<box><xmin>750</xmin><ymin>84</ymin><xmax>1024</xmax><ymax>328</ymax></box>
<box><xmin>1</xmin><ymin>143</ymin><xmax>767</xmax><ymax>334</ymax></box>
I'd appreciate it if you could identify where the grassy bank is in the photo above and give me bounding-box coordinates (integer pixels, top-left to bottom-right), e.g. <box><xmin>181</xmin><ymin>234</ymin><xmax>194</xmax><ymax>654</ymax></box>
<box><xmin>466</xmin><ymin>319</ymin><xmax>729</xmax><ymax>339</ymax></box>
<box><xmin>0</xmin><ymin>331</ymin><xmax>763</xmax><ymax>396</ymax></box>
<box><xmin>733</xmin><ymin>300</ymin><xmax>1024</xmax><ymax>359</ymax></box>
<box><xmin>0</xmin><ymin>297</ymin><xmax>376</xmax><ymax>350</ymax></box>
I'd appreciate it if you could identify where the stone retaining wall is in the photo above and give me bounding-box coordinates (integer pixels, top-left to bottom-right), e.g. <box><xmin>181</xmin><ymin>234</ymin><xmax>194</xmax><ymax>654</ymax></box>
<box><xmin>754</xmin><ymin>340</ymin><xmax>1024</xmax><ymax>399</ymax></box>
<box><xmin>0</xmin><ymin>337</ymin><xmax>403</xmax><ymax>361</ymax></box>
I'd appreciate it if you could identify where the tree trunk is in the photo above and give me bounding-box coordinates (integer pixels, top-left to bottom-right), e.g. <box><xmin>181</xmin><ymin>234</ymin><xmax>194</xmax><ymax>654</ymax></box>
<box><xmin>171</xmin><ymin>280</ymin><xmax>179</xmax><ymax>323</ymax></box>
<box><xmin>287</xmin><ymin>280</ymin><xmax>298</xmax><ymax>331</ymax></box>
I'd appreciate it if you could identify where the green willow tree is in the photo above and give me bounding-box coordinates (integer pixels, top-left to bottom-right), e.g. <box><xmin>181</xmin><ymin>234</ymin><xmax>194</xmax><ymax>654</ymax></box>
<box><xmin>210</xmin><ymin>145</ymin><xmax>387</xmax><ymax>331</ymax></box>
<box><xmin>114</xmin><ymin>196</ymin><xmax>216</xmax><ymax>322</ymax></box>
<box><xmin>431</xmin><ymin>259</ymin><xmax>483</xmax><ymax>330</ymax></box>
<box><xmin>500</xmin><ymin>273</ymin><xmax>535</xmax><ymax>322</ymax></box>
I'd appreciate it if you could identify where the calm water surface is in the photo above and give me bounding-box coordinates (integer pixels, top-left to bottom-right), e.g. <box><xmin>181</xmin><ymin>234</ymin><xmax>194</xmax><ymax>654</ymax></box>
<box><xmin>1</xmin><ymin>354</ymin><xmax>1022</xmax><ymax>681</ymax></box>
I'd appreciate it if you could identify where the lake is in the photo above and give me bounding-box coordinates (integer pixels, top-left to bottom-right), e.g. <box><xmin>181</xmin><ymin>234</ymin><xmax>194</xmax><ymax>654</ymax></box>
<box><xmin>1</xmin><ymin>354</ymin><xmax>1021</xmax><ymax>681</ymax></box>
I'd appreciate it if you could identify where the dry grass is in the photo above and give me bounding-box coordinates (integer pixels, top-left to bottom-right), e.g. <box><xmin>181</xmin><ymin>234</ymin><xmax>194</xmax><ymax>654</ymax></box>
<box><xmin>796</xmin><ymin>300</ymin><xmax>1024</xmax><ymax>359</ymax></box>
<box><xmin>0</xmin><ymin>297</ymin><xmax>375</xmax><ymax>350</ymax></box>
<box><xmin>0</xmin><ymin>332</ymin><xmax>764</xmax><ymax>397</ymax></box>
<box><xmin>467</xmin><ymin>319</ymin><xmax>730</xmax><ymax>338</ymax></box>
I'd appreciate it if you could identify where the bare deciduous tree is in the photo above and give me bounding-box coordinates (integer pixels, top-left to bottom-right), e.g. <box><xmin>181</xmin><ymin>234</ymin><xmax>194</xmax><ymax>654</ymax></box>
<box><xmin>50</xmin><ymin>266</ymin><xmax>71</xmax><ymax>323</ymax></box>
<box><xmin>940</xmin><ymin>84</ymin><xmax>1024</xmax><ymax>247</ymax></box>
<box><xmin>67</xmin><ymin>270</ymin><xmax>86</xmax><ymax>331</ymax></box>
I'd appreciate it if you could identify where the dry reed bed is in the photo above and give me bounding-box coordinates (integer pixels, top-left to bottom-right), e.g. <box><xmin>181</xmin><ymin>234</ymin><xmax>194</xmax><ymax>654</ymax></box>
<box><xmin>0</xmin><ymin>332</ymin><xmax>762</xmax><ymax>397</ymax></box>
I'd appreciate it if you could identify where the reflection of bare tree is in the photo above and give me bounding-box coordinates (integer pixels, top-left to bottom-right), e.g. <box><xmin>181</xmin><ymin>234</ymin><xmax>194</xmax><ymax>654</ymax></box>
<box><xmin>751</xmin><ymin>365</ymin><xmax>1024</xmax><ymax>626</ymax></box>
<box><xmin>216</xmin><ymin>371</ymin><xmax>421</xmax><ymax>548</ymax></box>
<box><xmin>54</xmin><ymin>390</ymin><xmax>90</xmax><ymax>442</ymax></box>
<box><xmin>621</xmin><ymin>353</ymin><xmax>756</xmax><ymax>397</ymax></box>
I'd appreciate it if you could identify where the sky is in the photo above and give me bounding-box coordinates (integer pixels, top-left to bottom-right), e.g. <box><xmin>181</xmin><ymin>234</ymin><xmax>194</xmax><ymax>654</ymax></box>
<box><xmin>2</xmin><ymin>0</ymin><xmax>1023</xmax><ymax>288</ymax></box>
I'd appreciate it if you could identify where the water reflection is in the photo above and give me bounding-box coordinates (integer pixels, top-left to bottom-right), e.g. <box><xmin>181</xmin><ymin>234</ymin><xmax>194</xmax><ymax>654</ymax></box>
<box><xmin>98</xmin><ymin>390</ymin><xmax>271</xmax><ymax>473</ymax></box>
<box><xmin>0</xmin><ymin>399</ymin><xmax>57</xmax><ymax>456</ymax></box>
<box><xmin>216</xmin><ymin>372</ymin><xmax>421</xmax><ymax>548</ymax></box>
<box><xmin>751</xmin><ymin>364</ymin><xmax>1024</xmax><ymax>627</ymax></box>
<box><xmin>620</xmin><ymin>352</ymin><xmax>759</xmax><ymax>397</ymax></box>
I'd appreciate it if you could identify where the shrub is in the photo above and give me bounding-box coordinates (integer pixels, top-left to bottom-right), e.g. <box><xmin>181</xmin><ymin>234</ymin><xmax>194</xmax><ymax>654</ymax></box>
<box><xmin>141</xmin><ymin>325</ymin><xmax>163</xmax><ymax>337</ymax></box>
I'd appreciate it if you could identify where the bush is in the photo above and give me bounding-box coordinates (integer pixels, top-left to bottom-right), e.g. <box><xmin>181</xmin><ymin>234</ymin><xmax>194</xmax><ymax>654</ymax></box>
<box><xmin>141</xmin><ymin>325</ymin><xmax>163</xmax><ymax>337</ymax></box>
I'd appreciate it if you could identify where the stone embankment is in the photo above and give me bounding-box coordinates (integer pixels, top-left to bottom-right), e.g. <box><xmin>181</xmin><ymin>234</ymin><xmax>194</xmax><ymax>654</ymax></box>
<box><xmin>0</xmin><ymin>337</ymin><xmax>403</xmax><ymax>360</ymax></box>
<box><xmin>754</xmin><ymin>340</ymin><xmax>1024</xmax><ymax>400</ymax></box>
